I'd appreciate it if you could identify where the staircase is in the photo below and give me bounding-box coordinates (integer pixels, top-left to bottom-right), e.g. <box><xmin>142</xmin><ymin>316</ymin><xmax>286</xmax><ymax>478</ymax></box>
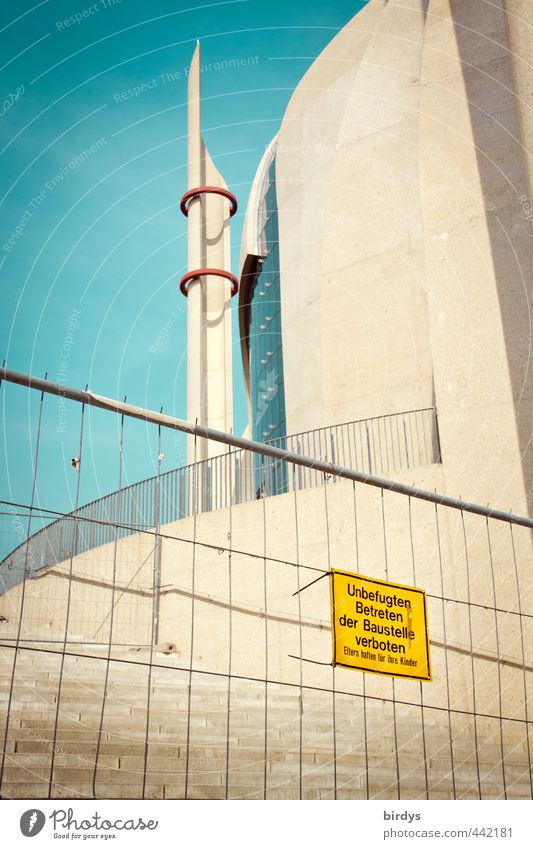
<box><xmin>1</xmin><ymin>644</ymin><xmax>531</xmax><ymax>800</ymax></box>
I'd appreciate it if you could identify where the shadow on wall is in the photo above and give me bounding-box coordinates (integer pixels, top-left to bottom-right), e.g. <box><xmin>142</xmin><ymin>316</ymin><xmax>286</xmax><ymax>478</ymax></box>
<box><xmin>450</xmin><ymin>0</ymin><xmax>533</xmax><ymax>510</ymax></box>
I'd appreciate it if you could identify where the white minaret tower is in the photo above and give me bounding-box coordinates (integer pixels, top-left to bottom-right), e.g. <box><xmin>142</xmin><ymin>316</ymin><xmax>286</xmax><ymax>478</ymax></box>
<box><xmin>180</xmin><ymin>42</ymin><xmax>238</xmax><ymax>465</ymax></box>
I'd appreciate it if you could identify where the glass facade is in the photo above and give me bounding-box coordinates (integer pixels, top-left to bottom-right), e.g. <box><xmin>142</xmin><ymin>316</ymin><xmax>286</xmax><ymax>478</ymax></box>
<box><xmin>249</xmin><ymin>155</ymin><xmax>287</xmax><ymax>495</ymax></box>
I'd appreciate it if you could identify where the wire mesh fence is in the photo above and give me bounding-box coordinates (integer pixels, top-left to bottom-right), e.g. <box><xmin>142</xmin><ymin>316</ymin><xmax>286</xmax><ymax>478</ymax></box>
<box><xmin>0</xmin><ymin>407</ymin><xmax>440</xmax><ymax>591</ymax></box>
<box><xmin>0</xmin><ymin>374</ymin><xmax>531</xmax><ymax>801</ymax></box>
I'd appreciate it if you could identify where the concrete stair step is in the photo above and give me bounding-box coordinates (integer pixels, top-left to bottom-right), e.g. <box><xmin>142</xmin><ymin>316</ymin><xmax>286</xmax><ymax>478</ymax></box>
<box><xmin>0</xmin><ymin>783</ymin><xmax>166</xmax><ymax>800</ymax></box>
<box><xmin>1</xmin><ymin>647</ymin><xmax>529</xmax><ymax>801</ymax></box>
<box><xmin>0</xmin><ymin>725</ymin><xmax>83</xmax><ymax>741</ymax></box>
<box><xmin>13</xmin><ymin>739</ymin><xmax>181</xmax><ymax>757</ymax></box>
<box><xmin>4</xmin><ymin>752</ymin><xmax>118</xmax><ymax>769</ymax></box>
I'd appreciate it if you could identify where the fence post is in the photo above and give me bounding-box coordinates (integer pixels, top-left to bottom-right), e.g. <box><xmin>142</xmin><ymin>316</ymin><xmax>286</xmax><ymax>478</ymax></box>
<box><xmin>152</xmin><ymin>424</ymin><xmax>163</xmax><ymax>646</ymax></box>
<box><xmin>366</xmin><ymin>424</ymin><xmax>373</xmax><ymax>475</ymax></box>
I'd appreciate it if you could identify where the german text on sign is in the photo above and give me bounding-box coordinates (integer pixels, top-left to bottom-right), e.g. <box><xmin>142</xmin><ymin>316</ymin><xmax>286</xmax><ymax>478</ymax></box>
<box><xmin>330</xmin><ymin>570</ymin><xmax>431</xmax><ymax>681</ymax></box>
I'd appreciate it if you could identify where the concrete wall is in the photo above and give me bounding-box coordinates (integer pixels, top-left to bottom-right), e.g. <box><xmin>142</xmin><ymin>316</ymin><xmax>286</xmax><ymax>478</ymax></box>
<box><xmin>0</xmin><ymin>529</ymin><xmax>155</xmax><ymax>645</ymax></box>
<box><xmin>418</xmin><ymin>0</ymin><xmax>533</xmax><ymax>512</ymax></box>
<box><xmin>2</xmin><ymin>467</ymin><xmax>531</xmax><ymax>734</ymax></box>
<box><xmin>268</xmin><ymin>0</ymin><xmax>532</xmax><ymax>515</ymax></box>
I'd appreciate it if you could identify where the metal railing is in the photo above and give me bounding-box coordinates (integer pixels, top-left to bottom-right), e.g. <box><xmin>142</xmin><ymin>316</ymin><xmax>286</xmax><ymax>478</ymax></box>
<box><xmin>0</xmin><ymin>407</ymin><xmax>440</xmax><ymax>591</ymax></box>
<box><xmin>1</xmin><ymin>372</ymin><xmax>531</xmax><ymax>803</ymax></box>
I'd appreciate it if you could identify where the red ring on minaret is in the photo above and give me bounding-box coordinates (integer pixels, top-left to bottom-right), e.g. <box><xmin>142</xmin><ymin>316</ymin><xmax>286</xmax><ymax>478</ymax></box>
<box><xmin>180</xmin><ymin>268</ymin><xmax>239</xmax><ymax>297</ymax></box>
<box><xmin>180</xmin><ymin>186</ymin><xmax>238</xmax><ymax>217</ymax></box>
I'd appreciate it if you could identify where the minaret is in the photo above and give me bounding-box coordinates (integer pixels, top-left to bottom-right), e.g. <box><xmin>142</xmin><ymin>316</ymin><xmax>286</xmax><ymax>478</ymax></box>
<box><xmin>180</xmin><ymin>42</ymin><xmax>238</xmax><ymax>465</ymax></box>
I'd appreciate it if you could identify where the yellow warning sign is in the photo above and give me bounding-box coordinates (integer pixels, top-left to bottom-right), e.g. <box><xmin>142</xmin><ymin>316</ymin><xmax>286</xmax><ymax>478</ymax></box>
<box><xmin>330</xmin><ymin>570</ymin><xmax>431</xmax><ymax>681</ymax></box>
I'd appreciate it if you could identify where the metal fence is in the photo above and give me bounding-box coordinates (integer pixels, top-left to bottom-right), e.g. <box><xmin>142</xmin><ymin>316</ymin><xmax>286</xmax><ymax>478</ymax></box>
<box><xmin>1</xmin><ymin>369</ymin><xmax>531</xmax><ymax>802</ymax></box>
<box><xmin>0</xmin><ymin>407</ymin><xmax>440</xmax><ymax>591</ymax></box>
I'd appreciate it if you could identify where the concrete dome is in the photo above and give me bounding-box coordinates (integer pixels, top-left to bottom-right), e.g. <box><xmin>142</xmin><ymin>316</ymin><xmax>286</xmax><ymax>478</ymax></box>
<box><xmin>264</xmin><ymin>0</ymin><xmax>533</xmax><ymax>511</ymax></box>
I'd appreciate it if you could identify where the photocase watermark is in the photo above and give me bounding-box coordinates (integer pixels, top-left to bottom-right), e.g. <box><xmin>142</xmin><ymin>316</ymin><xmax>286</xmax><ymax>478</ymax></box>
<box><xmin>56</xmin><ymin>0</ymin><xmax>123</xmax><ymax>31</ymax></box>
<box><xmin>57</xmin><ymin>308</ymin><xmax>82</xmax><ymax>433</ymax></box>
<box><xmin>19</xmin><ymin>807</ymin><xmax>158</xmax><ymax>838</ymax></box>
<box><xmin>20</xmin><ymin>809</ymin><xmax>46</xmax><ymax>837</ymax></box>
<box><xmin>517</xmin><ymin>193</ymin><xmax>533</xmax><ymax>228</ymax></box>
<box><xmin>19</xmin><ymin>725</ymin><xmax>68</xmax><ymax>758</ymax></box>
<box><xmin>1</xmin><ymin>84</ymin><xmax>24</xmax><ymax>117</ymax></box>
<box><xmin>7</xmin><ymin>506</ymin><xmax>29</xmax><ymax>553</ymax></box>
<box><xmin>2</xmin><ymin>505</ymin><xmax>40</xmax><ymax>584</ymax></box>
<box><xmin>112</xmin><ymin>55</ymin><xmax>261</xmax><ymax>103</ymax></box>
<box><xmin>149</xmin><ymin>302</ymin><xmax>185</xmax><ymax>355</ymax></box>
<box><xmin>171</xmin><ymin>433</ymin><xmax>187</xmax><ymax>468</ymax></box>
<box><xmin>272</xmin><ymin>141</ymin><xmax>331</xmax><ymax>159</ymax></box>
<box><xmin>486</xmin><ymin>189</ymin><xmax>533</xmax><ymax>220</ymax></box>
<box><xmin>3</xmin><ymin>137</ymin><xmax>108</xmax><ymax>255</ymax></box>
<box><xmin>51</xmin><ymin>807</ymin><xmax>158</xmax><ymax>833</ymax></box>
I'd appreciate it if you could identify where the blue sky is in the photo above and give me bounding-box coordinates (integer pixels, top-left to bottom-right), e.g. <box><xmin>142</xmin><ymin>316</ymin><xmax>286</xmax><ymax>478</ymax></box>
<box><xmin>0</xmin><ymin>0</ymin><xmax>364</xmax><ymax>553</ymax></box>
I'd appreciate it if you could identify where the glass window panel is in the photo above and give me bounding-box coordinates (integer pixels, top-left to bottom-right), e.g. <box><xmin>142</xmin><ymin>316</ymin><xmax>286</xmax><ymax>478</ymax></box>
<box><xmin>249</xmin><ymin>152</ymin><xmax>287</xmax><ymax>493</ymax></box>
